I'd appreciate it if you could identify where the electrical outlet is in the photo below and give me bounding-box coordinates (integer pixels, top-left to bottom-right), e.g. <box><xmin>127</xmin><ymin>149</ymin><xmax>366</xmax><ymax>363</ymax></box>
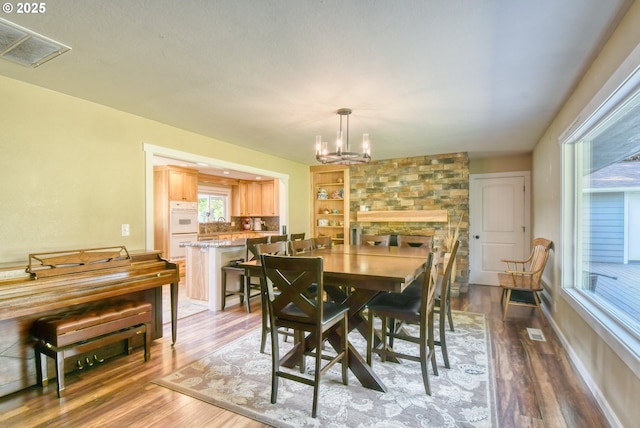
<box><xmin>121</xmin><ymin>224</ymin><xmax>130</xmax><ymax>236</ymax></box>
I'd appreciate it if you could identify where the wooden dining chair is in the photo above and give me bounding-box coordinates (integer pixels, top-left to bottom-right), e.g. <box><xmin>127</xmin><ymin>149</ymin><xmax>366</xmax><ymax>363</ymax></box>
<box><xmin>221</xmin><ymin>236</ymin><xmax>268</xmax><ymax>312</ymax></box>
<box><xmin>269</xmin><ymin>234</ymin><xmax>288</xmax><ymax>243</ymax></box>
<box><xmin>261</xmin><ymin>254</ymin><xmax>349</xmax><ymax>418</ymax></box>
<box><xmin>360</xmin><ymin>234</ymin><xmax>390</xmax><ymax>246</ymax></box>
<box><xmin>312</xmin><ymin>236</ymin><xmax>332</xmax><ymax>249</ymax></box>
<box><xmin>397</xmin><ymin>234</ymin><xmax>434</xmax><ymax>249</ymax></box>
<box><xmin>365</xmin><ymin>252</ymin><xmax>438</xmax><ymax>395</ymax></box>
<box><xmin>383</xmin><ymin>241</ymin><xmax>459</xmax><ymax>369</ymax></box>
<box><xmin>254</xmin><ymin>241</ymin><xmax>290</xmax><ymax>353</ymax></box>
<box><xmin>289</xmin><ymin>232</ymin><xmax>305</xmax><ymax>241</ymax></box>
<box><xmin>498</xmin><ymin>237</ymin><xmax>553</xmax><ymax>325</ymax></box>
<box><xmin>289</xmin><ymin>238</ymin><xmax>314</xmax><ymax>254</ymax></box>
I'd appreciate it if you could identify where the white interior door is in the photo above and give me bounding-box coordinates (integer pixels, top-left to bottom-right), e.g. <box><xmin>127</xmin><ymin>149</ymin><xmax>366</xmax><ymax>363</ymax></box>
<box><xmin>469</xmin><ymin>172</ymin><xmax>530</xmax><ymax>285</ymax></box>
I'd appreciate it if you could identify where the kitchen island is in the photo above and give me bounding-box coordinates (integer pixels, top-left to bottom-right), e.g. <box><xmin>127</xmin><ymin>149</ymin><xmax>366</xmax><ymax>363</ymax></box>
<box><xmin>181</xmin><ymin>239</ymin><xmax>245</xmax><ymax>311</ymax></box>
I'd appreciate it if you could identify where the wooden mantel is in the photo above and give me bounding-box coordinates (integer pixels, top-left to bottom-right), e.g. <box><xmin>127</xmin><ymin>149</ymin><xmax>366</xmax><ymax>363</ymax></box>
<box><xmin>356</xmin><ymin>209</ymin><xmax>448</xmax><ymax>223</ymax></box>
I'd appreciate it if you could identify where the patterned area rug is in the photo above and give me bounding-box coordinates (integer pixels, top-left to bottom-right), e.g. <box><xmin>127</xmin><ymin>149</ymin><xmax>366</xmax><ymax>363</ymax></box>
<box><xmin>154</xmin><ymin>311</ymin><xmax>496</xmax><ymax>427</ymax></box>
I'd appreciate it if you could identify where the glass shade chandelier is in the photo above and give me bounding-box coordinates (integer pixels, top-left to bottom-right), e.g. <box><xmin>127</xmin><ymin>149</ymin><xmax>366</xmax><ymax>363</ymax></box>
<box><xmin>315</xmin><ymin>108</ymin><xmax>371</xmax><ymax>165</ymax></box>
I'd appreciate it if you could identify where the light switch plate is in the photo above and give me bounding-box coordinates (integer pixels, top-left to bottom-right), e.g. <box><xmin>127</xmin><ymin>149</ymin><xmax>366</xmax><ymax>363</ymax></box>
<box><xmin>121</xmin><ymin>224</ymin><xmax>130</xmax><ymax>236</ymax></box>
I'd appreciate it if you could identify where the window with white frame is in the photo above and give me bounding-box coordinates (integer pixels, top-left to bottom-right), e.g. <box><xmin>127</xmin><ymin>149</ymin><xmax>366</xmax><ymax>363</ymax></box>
<box><xmin>198</xmin><ymin>186</ymin><xmax>230</xmax><ymax>223</ymax></box>
<box><xmin>562</xmin><ymin>75</ymin><xmax>640</xmax><ymax>359</ymax></box>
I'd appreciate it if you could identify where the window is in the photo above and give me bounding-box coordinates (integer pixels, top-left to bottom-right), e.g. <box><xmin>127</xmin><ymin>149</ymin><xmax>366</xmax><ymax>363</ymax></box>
<box><xmin>562</xmin><ymin>74</ymin><xmax>640</xmax><ymax>366</ymax></box>
<box><xmin>198</xmin><ymin>186</ymin><xmax>230</xmax><ymax>223</ymax></box>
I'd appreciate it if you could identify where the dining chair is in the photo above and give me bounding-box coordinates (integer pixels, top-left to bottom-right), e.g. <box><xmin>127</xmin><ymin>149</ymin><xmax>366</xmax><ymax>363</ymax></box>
<box><xmin>397</xmin><ymin>234</ymin><xmax>434</xmax><ymax>249</ymax></box>
<box><xmin>254</xmin><ymin>241</ymin><xmax>291</xmax><ymax>354</ymax></box>
<box><xmin>261</xmin><ymin>254</ymin><xmax>349</xmax><ymax>418</ymax></box>
<box><xmin>289</xmin><ymin>232</ymin><xmax>305</xmax><ymax>241</ymax></box>
<box><xmin>312</xmin><ymin>236</ymin><xmax>332</xmax><ymax>249</ymax></box>
<box><xmin>221</xmin><ymin>236</ymin><xmax>268</xmax><ymax>312</ymax></box>
<box><xmin>289</xmin><ymin>238</ymin><xmax>314</xmax><ymax>254</ymax></box>
<box><xmin>382</xmin><ymin>241</ymin><xmax>459</xmax><ymax>370</ymax></box>
<box><xmin>269</xmin><ymin>234</ymin><xmax>288</xmax><ymax>243</ymax></box>
<box><xmin>360</xmin><ymin>234</ymin><xmax>390</xmax><ymax>246</ymax></box>
<box><xmin>365</xmin><ymin>252</ymin><xmax>438</xmax><ymax>395</ymax></box>
<box><xmin>498</xmin><ymin>237</ymin><xmax>553</xmax><ymax>325</ymax></box>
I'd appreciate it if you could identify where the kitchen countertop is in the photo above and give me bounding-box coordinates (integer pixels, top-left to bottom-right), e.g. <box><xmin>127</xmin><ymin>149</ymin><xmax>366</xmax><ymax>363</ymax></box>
<box><xmin>181</xmin><ymin>239</ymin><xmax>246</xmax><ymax>248</ymax></box>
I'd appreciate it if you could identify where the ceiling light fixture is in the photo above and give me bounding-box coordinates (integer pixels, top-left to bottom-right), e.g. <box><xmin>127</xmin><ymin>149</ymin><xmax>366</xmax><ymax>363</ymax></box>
<box><xmin>315</xmin><ymin>108</ymin><xmax>371</xmax><ymax>165</ymax></box>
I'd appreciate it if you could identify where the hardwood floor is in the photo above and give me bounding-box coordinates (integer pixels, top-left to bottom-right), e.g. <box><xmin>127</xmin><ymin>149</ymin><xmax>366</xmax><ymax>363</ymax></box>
<box><xmin>0</xmin><ymin>285</ymin><xmax>610</xmax><ymax>427</ymax></box>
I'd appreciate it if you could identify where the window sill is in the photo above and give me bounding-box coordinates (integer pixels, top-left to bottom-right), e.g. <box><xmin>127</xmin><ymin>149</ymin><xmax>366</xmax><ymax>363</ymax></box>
<box><xmin>562</xmin><ymin>288</ymin><xmax>640</xmax><ymax>379</ymax></box>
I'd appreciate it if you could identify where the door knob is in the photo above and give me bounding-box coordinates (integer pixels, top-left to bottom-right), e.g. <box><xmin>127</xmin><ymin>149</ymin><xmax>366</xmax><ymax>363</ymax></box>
<box><xmin>474</xmin><ymin>235</ymin><xmax>480</xmax><ymax>239</ymax></box>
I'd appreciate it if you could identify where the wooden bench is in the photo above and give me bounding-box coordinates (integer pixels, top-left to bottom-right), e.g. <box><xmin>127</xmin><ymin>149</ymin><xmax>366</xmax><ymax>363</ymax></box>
<box><xmin>32</xmin><ymin>300</ymin><xmax>152</xmax><ymax>397</ymax></box>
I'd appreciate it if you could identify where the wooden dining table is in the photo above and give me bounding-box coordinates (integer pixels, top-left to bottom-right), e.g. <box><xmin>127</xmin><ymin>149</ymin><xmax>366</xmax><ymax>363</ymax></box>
<box><xmin>240</xmin><ymin>244</ymin><xmax>430</xmax><ymax>392</ymax></box>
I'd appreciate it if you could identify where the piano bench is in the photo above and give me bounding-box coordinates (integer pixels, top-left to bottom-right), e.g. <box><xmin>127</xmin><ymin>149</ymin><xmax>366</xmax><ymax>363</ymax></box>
<box><xmin>32</xmin><ymin>300</ymin><xmax>152</xmax><ymax>398</ymax></box>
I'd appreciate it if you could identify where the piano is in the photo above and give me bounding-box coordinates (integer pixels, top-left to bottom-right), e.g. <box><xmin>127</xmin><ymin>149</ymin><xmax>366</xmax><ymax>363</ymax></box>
<box><xmin>0</xmin><ymin>246</ymin><xmax>179</xmax><ymax>397</ymax></box>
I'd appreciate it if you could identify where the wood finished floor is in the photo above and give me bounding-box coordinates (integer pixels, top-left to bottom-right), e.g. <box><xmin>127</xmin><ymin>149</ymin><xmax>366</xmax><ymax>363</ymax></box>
<box><xmin>0</xmin><ymin>284</ymin><xmax>610</xmax><ymax>428</ymax></box>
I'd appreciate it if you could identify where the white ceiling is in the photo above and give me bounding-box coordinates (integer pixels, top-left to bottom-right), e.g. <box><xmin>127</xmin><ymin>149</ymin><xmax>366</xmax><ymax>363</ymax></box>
<box><xmin>0</xmin><ymin>0</ymin><xmax>633</xmax><ymax>166</ymax></box>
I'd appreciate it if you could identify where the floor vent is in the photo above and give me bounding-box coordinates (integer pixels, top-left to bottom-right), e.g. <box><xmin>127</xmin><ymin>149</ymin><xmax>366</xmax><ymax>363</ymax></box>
<box><xmin>527</xmin><ymin>328</ymin><xmax>546</xmax><ymax>342</ymax></box>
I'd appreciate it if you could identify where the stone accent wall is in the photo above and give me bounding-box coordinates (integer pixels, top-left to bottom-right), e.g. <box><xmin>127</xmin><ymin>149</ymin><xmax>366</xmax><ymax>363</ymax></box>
<box><xmin>349</xmin><ymin>152</ymin><xmax>469</xmax><ymax>294</ymax></box>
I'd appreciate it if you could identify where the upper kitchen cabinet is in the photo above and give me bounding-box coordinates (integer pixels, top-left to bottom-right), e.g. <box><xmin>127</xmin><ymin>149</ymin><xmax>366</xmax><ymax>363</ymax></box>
<box><xmin>155</xmin><ymin>165</ymin><xmax>198</xmax><ymax>202</ymax></box>
<box><xmin>261</xmin><ymin>180</ymin><xmax>279</xmax><ymax>216</ymax></box>
<box><xmin>233</xmin><ymin>180</ymin><xmax>279</xmax><ymax>216</ymax></box>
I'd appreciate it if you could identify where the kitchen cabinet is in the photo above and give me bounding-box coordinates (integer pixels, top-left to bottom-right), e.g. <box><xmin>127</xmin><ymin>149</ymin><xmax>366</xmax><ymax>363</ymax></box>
<box><xmin>310</xmin><ymin>165</ymin><xmax>350</xmax><ymax>245</ymax></box>
<box><xmin>167</xmin><ymin>167</ymin><xmax>198</xmax><ymax>202</ymax></box>
<box><xmin>154</xmin><ymin>165</ymin><xmax>199</xmax><ymax>269</ymax></box>
<box><xmin>234</xmin><ymin>180</ymin><xmax>279</xmax><ymax>216</ymax></box>
<box><xmin>261</xmin><ymin>180</ymin><xmax>279</xmax><ymax>216</ymax></box>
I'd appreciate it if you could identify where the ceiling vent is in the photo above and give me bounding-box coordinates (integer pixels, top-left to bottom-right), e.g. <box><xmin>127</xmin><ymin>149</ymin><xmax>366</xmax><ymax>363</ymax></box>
<box><xmin>0</xmin><ymin>18</ymin><xmax>70</xmax><ymax>68</ymax></box>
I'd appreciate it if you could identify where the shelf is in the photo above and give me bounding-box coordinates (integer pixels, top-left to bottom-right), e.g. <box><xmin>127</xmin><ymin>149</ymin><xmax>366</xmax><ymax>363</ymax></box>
<box><xmin>356</xmin><ymin>209</ymin><xmax>448</xmax><ymax>223</ymax></box>
<box><xmin>311</xmin><ymin>165</ymin><xmax>350</xmax><ymax>245</ymax></box>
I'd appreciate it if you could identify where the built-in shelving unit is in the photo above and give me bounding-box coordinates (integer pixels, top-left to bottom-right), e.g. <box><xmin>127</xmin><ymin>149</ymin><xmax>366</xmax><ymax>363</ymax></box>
<box><xmin>310</xmin><ymin>164</ymin><xmax>350</xmax><ymax>245</ymax></box>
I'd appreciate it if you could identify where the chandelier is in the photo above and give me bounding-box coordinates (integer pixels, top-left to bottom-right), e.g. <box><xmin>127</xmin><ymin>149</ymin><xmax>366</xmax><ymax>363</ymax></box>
<box><xmin>315</xmin><ymin>108</ymin><xmax>371</xmax><ymax>165</ymax></box>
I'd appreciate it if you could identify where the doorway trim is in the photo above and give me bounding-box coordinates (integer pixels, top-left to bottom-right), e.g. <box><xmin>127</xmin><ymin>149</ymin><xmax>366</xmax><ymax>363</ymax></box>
<box><xmin>143</xmin><ymin>143</ymin><xmax>290</xmax><ymax>251</ymax></box>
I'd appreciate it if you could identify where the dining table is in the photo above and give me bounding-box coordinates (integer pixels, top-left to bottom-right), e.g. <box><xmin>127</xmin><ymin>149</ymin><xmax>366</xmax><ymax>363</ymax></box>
<box><xmin>240</xmin><ymin>244</ymin><xmax>430</xmax><ymax>392</ymax></box>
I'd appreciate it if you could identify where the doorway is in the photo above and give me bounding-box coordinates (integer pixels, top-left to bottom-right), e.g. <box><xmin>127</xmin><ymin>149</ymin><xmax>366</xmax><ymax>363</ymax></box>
<box><xmin>469</xmin><ymin>171</ymin><xmax>530</xmax><ymax>285</ymax></box>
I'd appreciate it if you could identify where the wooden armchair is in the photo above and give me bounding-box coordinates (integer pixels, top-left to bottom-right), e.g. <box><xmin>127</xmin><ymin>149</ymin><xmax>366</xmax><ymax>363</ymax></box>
<box><xmin>498</xmin><ymin>238</ymin><xmax>553</xmax><ymax>325</ymax></box>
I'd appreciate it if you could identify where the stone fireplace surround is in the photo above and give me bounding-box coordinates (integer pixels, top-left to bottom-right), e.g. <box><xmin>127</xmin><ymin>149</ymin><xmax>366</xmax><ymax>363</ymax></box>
<box><xmin>348</xmin><ymin>152</ymin><xmax>469</xmax><ymax>295</ymax></box>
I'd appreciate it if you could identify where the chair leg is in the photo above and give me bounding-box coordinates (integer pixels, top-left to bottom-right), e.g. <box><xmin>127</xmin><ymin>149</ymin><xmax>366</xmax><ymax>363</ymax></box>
<box><xmin>532</xmin><ymin>292</ymin><xmax>547</xmax><ymax>326</ymax></box>
<box><xmin>270</xmin><ymin>317</ymin><xmax>280</xmax><ymax>405</ymax></box>
<box><xmin>341</xmin><ymin>315</ymin><xmax>349</xmax><ymax>386</ymax></box>
<box><xmin>439</xmin><ymin>309</ymin><xmax>450</xmax><ymax>369</ymax></box>
<box><xmin>502</xmin><ymin>289</ymin><xmax>512</xmax><ymax>321</ymax></box>
<box><xmin>221</xmin><ymin>269</ymin><xmax>227</xmax><ymax>310</ymax></box>
<box><xmin>419</xmin><ymin>331</ymin><xmax>431</xmax><ymax>395</ymax></box>
<box><xmin>243</xmin><ymin>276</ymin><xmax>252</xmax><ymax>313</ymax></box>
<box><xmin>366</xmin><ymin>309</ymin><xmax>374</xmax><ymax>366</ymax></box>
<box><xmin>260</xmin><ymin>284</ymin><xmax>269</xmax><ymax>354</ymax></box>
<box><xmin>312</xmin><ymin>328</ymin><xmax>323</xmax><ymax>418</ymax></box>
<box><xmin>446</xmin><ymin>292</ymin><xmax>454</xmax><ymax>332</ymax></box>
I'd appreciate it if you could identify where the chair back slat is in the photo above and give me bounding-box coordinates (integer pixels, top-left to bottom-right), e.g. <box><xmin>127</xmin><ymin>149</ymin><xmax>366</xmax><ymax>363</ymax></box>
<box><xmin>360</xmin><ymin>234</ymin><xmax>391</xmax><ymax>246</ymax></box>
<box><xmin>289</xmin><ymin>233</ymin><xmax>305</xmax><ymax>241</ymax></box>
<box><xmin>397</xmin><ymin>235</ymin><xmax>434</xmax><ymax>249</ymax></box>
<box><xmin>269</xmin><ymin>234</ymin><xmax>288</xmax><ymax>243</ymax></box>
<box><xmin>528</xmin><ymin>238</ymin><xmax>553</xmax><ymax>289</ymax></box>
<box><xmin>312</xmin><ymin>236</ymin><xmax>332</xmax><ymax>249</ymax></box>
<box><xmin>289</xmin><ymin>238</ymin><xmax>314</xmax><ymax>254</ymax></box>
<box><xmin>246</xmin><ymin>236</ymin><xmax>269</xmax><ymax>261</ymax></box>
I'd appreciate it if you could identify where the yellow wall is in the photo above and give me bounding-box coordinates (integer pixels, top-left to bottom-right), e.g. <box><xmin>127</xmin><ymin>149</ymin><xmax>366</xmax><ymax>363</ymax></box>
<box><xmin>532</xmin><ymin>2</ymin><xmax>640</xmax><ymax>427</ymax></box>
<box><xmin>0</xmin><ymin>76</ymin><xmax>310</xmax><ymax>263</ymax></box>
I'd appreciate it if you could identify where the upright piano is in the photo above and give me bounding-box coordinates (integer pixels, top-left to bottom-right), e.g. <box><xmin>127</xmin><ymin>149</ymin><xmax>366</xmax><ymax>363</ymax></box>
<box><xmin>0</xmin><ymin>246</ymin><xmax>179</xmax><ymax>397</ymax></box>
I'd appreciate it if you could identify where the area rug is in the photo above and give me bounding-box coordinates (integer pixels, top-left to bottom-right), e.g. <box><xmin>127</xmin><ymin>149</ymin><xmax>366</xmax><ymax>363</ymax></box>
<box><xmin>154</xmin><ymin>311</ymin><xmax>497</xmax><ymax>427</ymax></box>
